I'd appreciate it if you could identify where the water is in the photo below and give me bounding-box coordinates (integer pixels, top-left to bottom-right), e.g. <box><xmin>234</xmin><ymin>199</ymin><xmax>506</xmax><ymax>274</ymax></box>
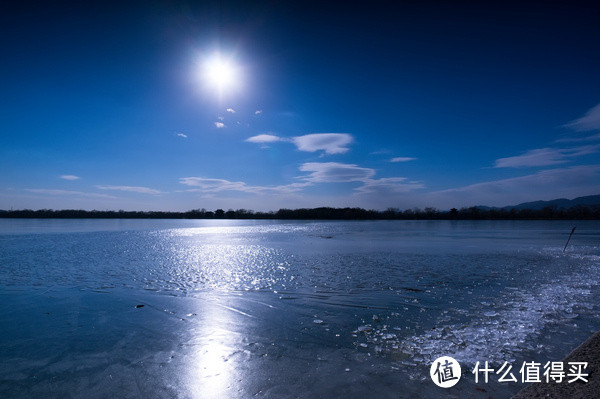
<box><xmin>0</xmin><ymin>219</ymin><xmax>599</xmax><ymax>398</ymax></box>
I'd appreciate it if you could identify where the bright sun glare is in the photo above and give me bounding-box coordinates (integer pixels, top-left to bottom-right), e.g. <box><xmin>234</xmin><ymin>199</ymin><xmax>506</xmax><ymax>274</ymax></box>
<box><xmin>203</xmin><ymin>54</ymin><xmax>239</xmax><ymax>93</ymax></box>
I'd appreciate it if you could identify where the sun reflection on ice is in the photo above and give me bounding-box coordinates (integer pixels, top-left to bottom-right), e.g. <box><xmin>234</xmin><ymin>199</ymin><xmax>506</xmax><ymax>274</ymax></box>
<box><xmin>187</xmin><ymin>301</ymin><xmax>241</xmax><ymax>399</ymax></box>
<box><xmin>159</xmin><ymin>227</ymin><xmax>293</xmax><ymax>293</ymax></box>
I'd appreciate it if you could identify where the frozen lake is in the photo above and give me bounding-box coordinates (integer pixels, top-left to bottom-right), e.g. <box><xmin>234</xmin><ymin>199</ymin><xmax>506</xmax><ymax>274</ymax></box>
<box><xmin>1</xmin><ymin>219</ymin><xmax>599</xmax><ymax>398</ymax></box>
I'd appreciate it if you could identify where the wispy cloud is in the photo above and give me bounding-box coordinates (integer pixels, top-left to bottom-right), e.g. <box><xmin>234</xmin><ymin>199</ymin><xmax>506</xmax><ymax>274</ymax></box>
<box><xmin>179</xmin><ymin>178</ymin><xmax>247</xmax><ymax>192</ymax></box>
<box><xmin>180</xmin><ymin>161</ymin><xmax>422</xmax><ymax>199</ymax></box>
<box><xmin>245</xmin><ymin>133</ymin><xmax>353</xmax><ymax>155</ymax></box>
<box><xmin>298</xmin><ymin>162</ymin><xmax>375</xmax><ymax>183</ymax></box>
<box><xmin>255</xmin><ymin>110</ymin><xmax>262</xmax><ymax>115</ymax></box>
<box><xmin>226</xmin><ymin>108</ymin><xmax>236</xmax><ymax>113</ymax></box>
<box><xmin>292</xmin><ymin>133</ymin><xmax>353</xmax><ymax>154</ymax></box>
<box><xmin>176</xmin><ymin>133</ymin><xmax>188</xmax><ymax>138</ymax></box>
<box><xmin>356</xmin><ymin>177</ymin><xmax>424</xmax><ymax>194</ymax></box>
<box><xmin>494</xmin><ymin>144</ymin><xmax>600</xmax><ymax>168</ymax></box>
<box><xmin>26</xmin><ymin>189</ymin><xmax>115</xmax><ymax>199</ymax></box>
<box><xmin>96</xmin><ymin>185</ymin><xmax>163</xmax><ymax>194</ymax></box>
<box><xmin>564</xmin><ymin>103</ymin><xmax>600</xmax><ymax>131</ymax></box>
<box><xmin>428</xmin><ymin>165</ymin><xmax>600</xmax><ymax>207</ymax></box>
<box><xmin>245</xmin><ymin>134</ymin><xmax>284</xmax><ymax>143</ymax></box>
<box><xmin>297</xmin><ymin>162</ymin><xmax>422</xmax><ymax>194</ymax></box>
<box><xmin>214</xmin><ymin>122</ymin><xmax>225</xmax><ymax>128</ymax></box>
<box><xmin>370</xmin><ymin>149</ymin><xmax>392</xmax><ymax>155</ymax></box>
<box><xmin>390</xmin><ymin>157</ymin><xmax>417</xmax><ymax>163</ymax></box>
<box><xmin>179</xmin><ymin>177</ymin><xmax>308</xmax><ymax>194</ymax></box>
<box><xmin>556</xmin><ymin>104</ymin><xmax>600</xmax><ymax>142</ymax></box>
<box><xmin>555</xmin><ymin>132</ymin><xmax>600</xmax><ymax>143</ymax></box>
<box><xmin>60</xmin><ymin>175</ymin><xmax>80</xmax><ymax>180</ymax></box>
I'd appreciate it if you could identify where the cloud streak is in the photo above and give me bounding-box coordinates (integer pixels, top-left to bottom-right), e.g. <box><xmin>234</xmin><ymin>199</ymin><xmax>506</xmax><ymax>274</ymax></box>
<box><xmin>390</xmin><ymin>157</ymin><xmax>417</xmax><ymax>163</ymax></box>
<box><xmin>246</xmin><ymin>133</ymin><xmax>354</xmax><ymax>154</ymax></box>
<box><xmin>292</xmin><ymin>133</ymin><xmax>353</xmax><ymax>154</ymax></box>
<box><xmin>245</xmin><ymin>134</ymin><xmax>284</xmax><ymax>143</ymax></box>
<box><xmin>564</xmin><ymin>103</ymin><xmax>600</xmax><ymax>132</ymax></box>
<box><xmin>298</xmin><ymin>162</ymin><xmax>423</xmax><ymax>194</ymax></box>
<box><xmin>428</xmin><ymin>165</ymin><xmax>600</xmax><ymax>207</ymax></box>
<box><xmin>26</xmin><ymin>189</ymin><xmax>115</xmax><ymax>199</ymax></box>
<box><xmin>494</xmin><ymin>144</ymin><xmax>600</xmax><ymax>168</ymax></box>
<box><xmin>179</xmin><ymin>177</ymin><xmax>309</xmax><ymax>194</ymax></box>
<box><xmin>180</xmin><ymin>162</ymin><xmax>423</xmax><ymax>200</ymax></box>
<box><xmin>298</xmin><ymin>162</ymin><xmax>375</xmax><ymax>183</ymax></box>
<box><xmin>356</xmin><ymin>177</ymin><xmax>424</xmax><ymax>194</ymax></box>
<box><xmin>60</xmin><ymin>175</ymin><xmax>80</xmax><ymax>180</ymax></box>
<box><xmin>555</xmin><ymin>132</ymin><xmax>600</xmax><ymax>143</ymax></box>
<box><xmin>97</xmin><ymin>185</ymin><xmax>163</xmax><ymax>194</ymax></box>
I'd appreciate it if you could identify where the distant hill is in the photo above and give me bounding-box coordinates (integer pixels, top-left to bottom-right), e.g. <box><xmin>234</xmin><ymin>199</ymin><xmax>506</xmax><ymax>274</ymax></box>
<box><xmin>502</xmin><ymin>194</ymin><xmax>600</xmax><ymax>211</ymax></box>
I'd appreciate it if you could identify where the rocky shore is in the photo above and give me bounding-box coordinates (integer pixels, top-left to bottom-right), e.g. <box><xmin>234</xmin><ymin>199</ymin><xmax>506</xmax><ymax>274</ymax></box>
<box><xmin>513</xmin><ymin>331</ymin><xmax>600</xmax><ymax>398</ymax></box>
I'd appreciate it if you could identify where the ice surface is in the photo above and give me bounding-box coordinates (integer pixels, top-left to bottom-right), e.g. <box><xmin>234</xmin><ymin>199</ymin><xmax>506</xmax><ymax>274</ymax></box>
<box><xmin>1</xmin><ymin>219</ymin><xmax>599</xmax><ymax>398</ymax></box>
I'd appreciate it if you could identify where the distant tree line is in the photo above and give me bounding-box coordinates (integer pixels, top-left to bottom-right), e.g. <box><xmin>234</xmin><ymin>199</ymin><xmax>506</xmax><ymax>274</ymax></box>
<box><xmin>1</xmin><ymin>205</ymin><xmax>599</xmax><ymax>220</ymax></box>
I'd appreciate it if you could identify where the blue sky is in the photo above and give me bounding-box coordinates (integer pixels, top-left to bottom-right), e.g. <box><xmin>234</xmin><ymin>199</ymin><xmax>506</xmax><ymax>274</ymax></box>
<box><xmin>1</xmin><ymin>1</ymin><xmax>599</xmax><ymax>211</ymax></box>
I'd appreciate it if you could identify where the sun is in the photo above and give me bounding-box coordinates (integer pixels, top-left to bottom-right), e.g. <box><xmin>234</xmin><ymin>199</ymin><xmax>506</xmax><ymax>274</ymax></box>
<box><xmin>202</xmin><ymin>53</ymin><xmax>239</xmax><ymax>93</ymax></box>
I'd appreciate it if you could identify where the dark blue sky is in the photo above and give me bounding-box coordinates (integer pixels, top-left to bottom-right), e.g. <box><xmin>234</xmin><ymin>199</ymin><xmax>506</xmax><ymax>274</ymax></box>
<box><xmin>2</xmin><ymin>1</ymin><xmax>599</xmax><ymax>210</ymax></box>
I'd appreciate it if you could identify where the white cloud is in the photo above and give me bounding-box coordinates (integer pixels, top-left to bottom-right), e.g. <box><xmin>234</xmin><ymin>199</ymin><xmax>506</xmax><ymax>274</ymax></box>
<box><xmin>217</xmin><ymin>116</ymin><xmax>224</xmax><ymax>121</ymax></box>
<box><xmin>179</xmin><ymin>177</ymin><xmax>308</xmax><ymax>194</ymax></box>
<box><xmin>214</xmin><ymin>122</ymin><xmax>225</xmax><ymax>128</ymax></box>
<box><xmin>564</xmin><ymin>103</ymin><xmax>600</xmax><ymax>131</ymax></box>
<box><xmin>297</xmin><ymin>162</ymin><xmax>423</xmax><ymax>197</ymax></box>
<box><xmin>494</xmin><ymin>145</ymin><xmax>600</xmax><ymax>168</ymax></box>
<box><xmin>60</xmin><ymin>175</ymin><xmax>80</xmax><ymax>180</ymax></box>
<box><xmin>390</xmin><ymin>157</ymin><xmax>417</xmax><ymax>163</ymax></box>
<box><xmin>26</xmin><ymin>189</ymin><xmax>115</xmax><ymax>199</ymax></box>
<box><xmin>177</xmin><ymin>133</ymin><xmax>188</xmax><ymax>138</ymax></box>
<box><xmin>245</xmin><ymin>133</ymin><xmax>354</xmax><ymax>155</ymax></box>
<box><xmin>226</xmin><ymin>108</ymin><xmax>236</xmax><ymax>113</ymax></box>
<box><xmin>298</xmin><ymin>162</ymin><xmax>375</xmax><ymax>183</ymax></box>
<box><xmin>178</xmin><ymin>178</ymin><xmax>247</xmax><ymax>192</ymax></box>
<box><xmin>96</xmin><ymin>185</ymin><xmax>163</xmax><ymax>194</ymax></box>
<box><xmin>556</xmin><ymin>104</ymin><xmax>600</xmax><ymax>143</ymax></box>
<box><xmin>180</xmin><ymin>162</ymin><xmax>423</xmax><ymax>202</ymax></box>
<box><xmin>292</xmin><ymin>133</ymin><xmax>353</xmax><ymax>154</ymax></box>
<box><xmin>355</xmin><ymin>177</ymin><xmax>424</xmax><ymax>194</ymax></box>
<box><xmin>555</xmin><ymin>132</ymin><xmax>600</xmax><ymax>143</ymax></box>
<box><xmin>255</xmin><ymin>110</ymin><xmax>263</xmax><ymax>115</ymax></box>
<box><xmin>245</xmin><ymin>134</ymin><xmax>284</xmax><ymax>143</ymax></box>
<box><xmin>428</xmin><ymin>165</ymin><xmax>600</xmax><ymax>207</ymax></box>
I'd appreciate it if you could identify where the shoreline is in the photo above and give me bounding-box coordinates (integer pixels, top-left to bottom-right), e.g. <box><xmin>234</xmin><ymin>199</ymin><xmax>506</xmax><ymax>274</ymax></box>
<box><xmin>513</xmin><ymin>330</ymin><xmax>600</xmax><ymax>398</ymax></box>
